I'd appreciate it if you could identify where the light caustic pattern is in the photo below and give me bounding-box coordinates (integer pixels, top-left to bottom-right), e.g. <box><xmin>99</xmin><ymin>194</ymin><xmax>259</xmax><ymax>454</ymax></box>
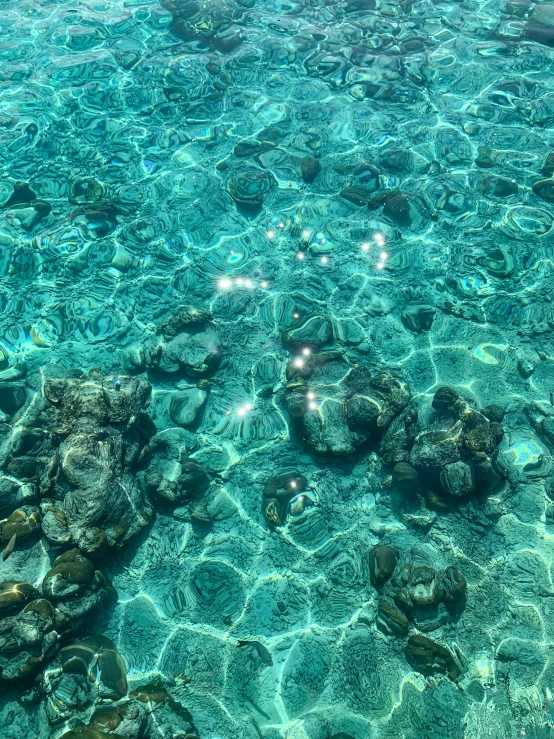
<box><xmin>3</xmin><ymin>0</ymin><xmax>554</xmax><ymax>737</ymax></box>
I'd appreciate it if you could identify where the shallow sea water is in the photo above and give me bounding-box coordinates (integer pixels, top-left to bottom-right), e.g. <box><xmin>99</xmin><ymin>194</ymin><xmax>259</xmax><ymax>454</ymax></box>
<box><xmin>3</xmin><ymin>0</ymin><xmax>554</xmax><ymax>737</ymax></box>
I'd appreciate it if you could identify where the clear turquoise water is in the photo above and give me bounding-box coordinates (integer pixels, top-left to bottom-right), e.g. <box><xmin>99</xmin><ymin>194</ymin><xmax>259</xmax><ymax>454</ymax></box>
<box><xmin>2</xmin><ymin>0</ymin><xmax>554</xmax><ymax>737</ymax></box>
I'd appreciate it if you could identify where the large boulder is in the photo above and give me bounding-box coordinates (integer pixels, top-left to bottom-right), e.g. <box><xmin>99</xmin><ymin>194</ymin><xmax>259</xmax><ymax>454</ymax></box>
<box><xmin>35</xmin><ymin>372</ymin><xmax>155</xmax><ymax>553</ymax></box>
<box><xmin>285</xmin><ymin>356</ymin><xmax>410</xmax><ymax>455</ymax></box>
<box><xmin>138</xmin><ymin>429</ymin><xmax>209</xmax><ymax>508</ymax></box>
<box><xmin>0</xmin><ymin>597</ymin><xmax>69</xmax><ymax>685</ymax></box>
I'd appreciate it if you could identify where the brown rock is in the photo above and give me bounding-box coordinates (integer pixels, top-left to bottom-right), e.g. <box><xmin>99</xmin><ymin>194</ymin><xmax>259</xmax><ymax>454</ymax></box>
<box><xmin>368</xmin><ymin>545</ymin><xmax>398</xmax><ymax>588</ymax></box>
<box><xmin>405</xmin><ymin>633</ymin><xmax>461</xmax><ymax>680</ymax></box>
<box><xmin>377</xmin><ymin>601</ymin><xmax>409</xmax><ymax>635</ymax></box>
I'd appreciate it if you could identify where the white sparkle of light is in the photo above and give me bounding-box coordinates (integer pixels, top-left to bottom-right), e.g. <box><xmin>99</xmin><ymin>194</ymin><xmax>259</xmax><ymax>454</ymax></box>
<box><xmin>380</xmin><ymin>251</ymin><xmax>388</xmax><ymax>260</ymax></box>
<box><xmin>361</xmin><ymin>243</ymin><xmax>370</xmax><ymax>252</ymax></box>
<box><xmin>279</xmin><ymin>222</ymin><xmax>285</xmax><ymax>228</ymax></box>
<box><xmin>267</xmin><ymin>230</ymin><xmax>275</xmax><ymax>238</ymax></box>
<box><xmin>294</xmin><ymin>358</ymin><xmax>304</xmax><ymax>368</ymax></box>
<box><xmin>237</xmin><ymin>407</ymin><xmax>246</xmax><ymax>417</ymax></box>
<box><xmin>307</xmin><ymin>391</ymin><xmax>315</xmax><ymax>400</ymax></box>
<box><xmin>377</xmin><ymin>262</ymin><xmax>385</xmax><ymax>270</ymax></box>
<box><xmin>244</xmin><ymin>278</ymin><xmax>253</xmax><ymax>288</ymax></box>
<box><xmin>321</xmin><ymin>256</ymin><xmax>328</xmax><ymax>264</ymax></box>
<box><xmin>374</xmin><ymin>232</ymin><xmax>385</xmax><ymax>246</ymax></box>
<box><xmin>245</xmin><ymin>402</ymin><xmax>253</xmax><ymax>410</ymax></box>
<box><xmin>302</xmin><ymin>347</ymin><xmax>311</xmax><ymax>356</ymax></box>
<box><xmin>236</xmin><ymin>277</ymin><xmax>244</xmax><ymax>285</ymax></box>
<box><xmin>302</xmin><ymin>230</ymin><xmax>310</xmax><ymax>239</ymax></box>
<box><xmin>293</xmin><ymin>312</ymin><xmax>299</xmax><ymax>318</ymax></box>
<box><xmin>218</xmin><ymin>278</ymin><xmax>232</xmax><ymax>289</ymax></box>
<box><xmin>309</xmin><ymin>401</ymin><xmax>317</xmax><ymax>410</ymax></box>
<box><xmin>261</xmin><ymin>281</ymin><xmax>268</xmax><ymax>288</ymax></box>
<box><xmin>297</xmin><ymin>251</ymin><xmax>305</xmax><ymax>260</ymax></box>
<box><xmin>290</xmin><ymin>481</ymin><xmax>297</xmax><ymax>488</ymax></box>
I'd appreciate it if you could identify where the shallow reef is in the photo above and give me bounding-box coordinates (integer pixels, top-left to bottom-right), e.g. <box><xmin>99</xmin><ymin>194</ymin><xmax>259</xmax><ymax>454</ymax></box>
<box><xmin>2</xmin><ymin>0</ymin><xmax>554</xmax><ymax>737</ymax></box>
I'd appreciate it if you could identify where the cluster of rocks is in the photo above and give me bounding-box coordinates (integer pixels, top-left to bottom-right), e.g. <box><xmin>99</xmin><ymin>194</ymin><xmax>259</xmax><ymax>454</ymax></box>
<box><xmin>347</xmin><ymin>188</ymin><xmax>431</xmax><ymax>230</ymax></box>
<box><xmin>0</xmin><ymin>306</ymin><xmax>223</xmax><ymax>730</ymax></box>
<box><xmin>0</xmin><ymin>551</ymin><xmax>115</xmax><ymax>687</ymax></box>
<box><xmin>284</xmin><ymin>350</ymin><xmax>410</xmax><ymax>456</ymax></box>
<box><xmin>262</xmin><ymin>470</ymin><xmax>314</xmax><ymax>528</ymax></box>
<box><xmin>59</xmin><ymin>683</ymin><xmax>197</xmax><ymax>739</ymax></box>
<box><xmin>38</xmin><ymin>634</ymin><xmax>198</xmax><ymax>738</ymax></box>
<box><xmin>369</xmin><ymin>544</ymin><xmax>466</xmax><ymax>681</ymax></box>
<box><xmin>384</xmin><ymin>386</ymin><xmax>506</xmax><ymax>509</ymax></box>
<box><xmin>0</xmin><ymin>305</ymin><xmax>222</xmax><ymax>560</ymax></box>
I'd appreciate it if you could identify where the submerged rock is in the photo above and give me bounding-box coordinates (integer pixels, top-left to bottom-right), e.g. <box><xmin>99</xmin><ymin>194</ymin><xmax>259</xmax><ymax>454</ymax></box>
<box><xmin>41</xmin><ymin>550</ymin><xmax>116</xmax><ymax>624</ymax></box>
<box><xmin>169</xmin><ymin>383</ymin><xmax>209</xmax><ymax>428</ymax></box>
<box><xmin>55</xmin><ymin>426</ymin><xmax>152</xmax><ymax>552</ymax></box>
<box><xmin>376</xmin><ymin>601</ymin><xmax>409</xmax><ymax>635</ymax></box>
<box><xmin>345</xmin><ymin>368</ymin><xmax>411</xmax><ymax>432</ymax></box>
<box><xmin>42</xmin><ymin>635</ymin><xmax>129</xmax><ymax>722</ymax></box>
<box><xmin>0</xmin><ymin>506</ymin><xmax>40</xmax><ymax>544</ymax></box>
<box><xmin>480</xmin><ymin>176</ymin><xmax>518</xmax><ymax>197</ymax></box>
<box><xmin>0</xmin><ymin>384</ymin><xmax>26</xmax><ymax>416</ymax></box>
<box><xmin>301</xmin><ymin>156</ymin><xmax>321</xmax><ymax>184</ymax></box>
<box><xmin>0</xmin><ymin>567</ymin><xmax>115</xmax><ymax>688</ymax></box>
<box><xmin>60</xmin><ymin>635</ymin><xmax>128</xmax><ymax>699</ymax></box>
<box><xmin>401</xmin><ymin>304</ymin><xmax>436</xmax><ymax>333</ymax></box>
<box><xmin>407</xmin><ymin>393</ymin><xmax>505</xmax><ymax>504</ymax></box>
<box><xmin>86</xmin><ymin>683</ymin><xmax>197</xmax><ymax>738</ymax></box>
<box><xmin>380</xmin><ymin>409</ymin><xmax>419</xmax><ymax>465</ymax></box>
<box><xmin>0</xmin><ymin>477</ymin><xmax>36</xmax><ymax>517</ymax></box>
<box><xmin>62</xmin><ymin>728</ymin><xmax>125</xmax><ymax>739</ymax></box>
<box><xmin>228</xmin><ymin>170</ymin><xmax>274</xmax><ymax>214</ymax></box>
<box><xmin>139</xmin><ymin>429</ymin><xmax>209</xmax><ymax>508</ymax></box>
<box><xmin>262</xmin><ymin>470</ymin><xmax>312</xmax><ymax>527</ymax></box>
<box><xmin>442</xmin><ymin>566</ymin><xmax>467</xmax><ymax>613</ymax></box>
<box><xmin>263</xmin><ymin>470</ymin><xmax>308</xmax><ymax>499</ymax></box>
<box><xmin>340</xmin><ymin>186</ymin><xmax>373</xmax><ymax>206</ymax></box>
<box><xmin>3</xmin><ymin>371</ymin><xmax>157</xmax><ymax>554</ymax></box>
<box><xmin>410</xmin><ymin>429</ymin><xmax>461</xmax><ymax>469</ymax></box>
<box><xmin>405</xmin><ymin>634</ymin><xmax>462</xmax><ymax>680</ymax></box>
<box><xmin>0</xmin><ymin>581</ymin><xmax>39</xmax><ymax>616</ymax></box>
<box><xmin>234</xmin><ymin>140</ymin><xmax>275</xmax><ymax>159</ymax></box>
<box><xmin>532</xmin><ymin>179</ymin><xmax>554</xmax><ymax>202</ymax></box>
<box><xmin>0</xmin><ymin>597</ymin><xmax>69</xmax><ymax>685</ymax></box>
<box><xmin>481</xmin><ymin>404</ymin><xmax>505</xmax><ymax>423</ymax></box>
<box><xmin>144</xmin><ymin>305</ymin><xmax>222</xmax><ymax>378</ymax></box>
<box><xmin>368</xmin><ymin>545</ymin><xmax>398</xmax><ymax>588</ymax></box>
<box><xmin>42</xmin><ymin>549</ymin><xmax>96</xmax><ymax>600</ymax></box>
<box><xmin>440</xmin><ymin>461</ymin><xmax>474</xmax><ymax>497</ymax></box>
<box><xmin>391</xmin><ymin>462</ymin><xmax>420</xmax><ymax>495</ymax></box>
<box><xmin>432</xmin><ymin>386</ymin><xmax>460</xmax><ymax>414</ymax></box>
<box><xmin>160</xmin><ymin>305</ymin><xmax>211</xmax><ymax>337</ymax></box>
<box><xmin>394</xmin><ymin>564</ymin><xmax>443</xmax><ymax>611</ymax></box>
<box><xmin>285</xmin><ymin>359</ymin><xmax>410</xmax><ymax>455</ymax></box>
<box><xmin>368</xmin><ymin>191</ymin><xmax>429</xmax><ymax>229</ymax></box>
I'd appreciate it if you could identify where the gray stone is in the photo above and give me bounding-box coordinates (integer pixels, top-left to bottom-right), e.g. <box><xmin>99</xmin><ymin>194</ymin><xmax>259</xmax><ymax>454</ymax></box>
<box><xmin>169</xmin><ymin>384</ymin><xmax>209</xmax><ymax>427</ymax></box>
<box><xmin>440</xmin><ymin>461</ymin><xmax>474</xmax><ymax>497</ymax></box>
